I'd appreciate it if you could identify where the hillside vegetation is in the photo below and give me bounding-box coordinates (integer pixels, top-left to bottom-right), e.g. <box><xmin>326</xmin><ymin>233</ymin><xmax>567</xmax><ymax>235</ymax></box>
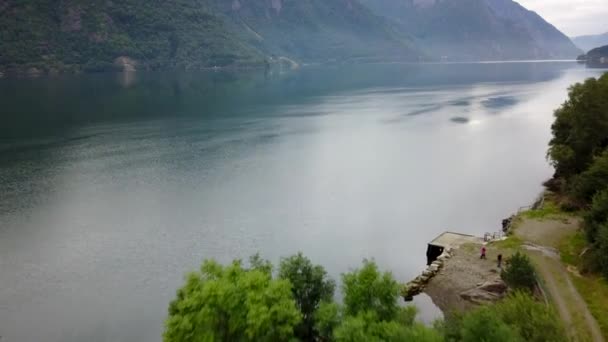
<box><xmin>547</xmin><ymin>73</ymin><xmax>608</xmax><ymax>276</ymax></box>
<box><xmin>0</xmin><ymin>0</ymin><xmax>583</xmax><ymax>74</ymax></box>
<box><xmin>0</xmin><ymin>0</ymin><xmax>264</xmax><ymax>73</ymax></box>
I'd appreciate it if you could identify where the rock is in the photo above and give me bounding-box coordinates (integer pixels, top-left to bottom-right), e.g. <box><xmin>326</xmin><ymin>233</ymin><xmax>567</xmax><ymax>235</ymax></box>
<box><xmin>419</xmin><ymin>274</ymin><xmax>430</xmax><ymax>283</ymax></box>
<box><xmin>478</xmin><ymin>279</ymin><xmax>507</xmax><ymax>294</ymax></box>
<box><xmin>460</xmin><ymin>288</ymin><xmax>502</xmax><ymax>304</ymax></box>
<box><xmin>429</xmin><ymin>265</ymin><xmax>439</xmax><ymax>272</ymax></box>
<box><xmin>431</xmin><ymin>261</ymin><xmax>442</xmax><ymax>268</ymax></box>
<box><xmin>459</xmin><ymin>278</ymin><xmax>507</xmax><ymax>304</ymax></box>
<box><xmin>422</xmin><ymin>269</ymin><xmax>433</xmax><ymax>277</ymax></box>
<box><xmin>114</xmin><ymin>56</ymin><xmax>137</xmax><ymax>72</ymax></box>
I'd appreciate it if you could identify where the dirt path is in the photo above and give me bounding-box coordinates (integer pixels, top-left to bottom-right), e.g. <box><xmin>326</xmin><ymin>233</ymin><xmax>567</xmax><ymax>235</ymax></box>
<box><xmin>517</xmin><ymin>217</ymin><xmax>604</xmax><ymax>342</ymax></box>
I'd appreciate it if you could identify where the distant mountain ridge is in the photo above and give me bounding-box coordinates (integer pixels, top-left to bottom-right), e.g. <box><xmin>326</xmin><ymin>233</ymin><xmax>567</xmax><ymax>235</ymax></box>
<box><xmin>359</xmin><ymin>0</ymin><xmax>581</xmax><ymax>61</ymax></box>
<box><xmin>572</xmin><ymin>32</ymin><xmax>608</xmax><ymax>53</ymax></box>
<box><xmin>207</xmin><ymin>0</ymin><xmax>421</xmax><ymax>63</ymax></box>
<box><xmin>0</xmin><ymin>0</ymin><xmax>582</xmax><ymax>74</ymax></box>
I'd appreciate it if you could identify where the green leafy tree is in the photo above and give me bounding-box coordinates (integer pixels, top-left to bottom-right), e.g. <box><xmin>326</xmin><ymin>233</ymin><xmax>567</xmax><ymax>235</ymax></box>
<box><xmin>548</xmin><ymin>74</ymin><xmax>608</xmax><ymax>180</ymax></box>
<box><xmin>595</xmin><ymin>223</ymin><xmax>608</xmax><ymax>278</ymax></box>
<box><xmin>341</xmin><ymin>259</ymin><xmax>400</xmax><ymax>321</ymax></box>
<box><xmin>585</xmin><ymin>189</ymin><xmax>608</xmax><ymax>243</ymax></box>
<box><xmin>278</xmin><ymin>252</ymin><xmax>336</xmax><ymax>340</ymax></box>
<box><xmin>501</xmin><ymin>252</ymin><xmax>536</xmax><ymax>291</ymax></box>
<box><xmin>163</xmin><ymin>258</ymin><xmax>301</xmax><ymax>342</ymax></box>
<box><xmin>571</xmin><ymin>149</ymin><xmax>608</xmax><ymax>203</ymax></box>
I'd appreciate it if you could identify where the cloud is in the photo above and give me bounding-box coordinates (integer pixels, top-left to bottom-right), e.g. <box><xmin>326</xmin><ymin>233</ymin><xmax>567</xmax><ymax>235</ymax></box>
<box><xmin>515</xmin><ymin>0</ymin><xmax>608</xmax><ymax>36</ymax></box>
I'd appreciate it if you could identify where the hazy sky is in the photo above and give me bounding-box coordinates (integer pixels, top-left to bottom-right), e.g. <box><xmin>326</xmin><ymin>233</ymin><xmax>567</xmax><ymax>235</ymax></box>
<box><xmin>516</xmin><ymin>0</ymin><xmax>608</xmax><ymax>37</ymax></box>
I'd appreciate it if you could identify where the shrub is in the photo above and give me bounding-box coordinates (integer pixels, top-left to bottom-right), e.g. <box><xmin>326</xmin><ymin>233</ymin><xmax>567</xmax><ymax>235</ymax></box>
<box><xmin>459</xmin><ymin>307</ymin><xmax>521</xmax><ymax>342</ymax></box>
<box><xmin>493</xmin><ymin>291</ymin><xmax>567</xmax><ymax>342</ymax></box>
<box><xmin>501</xmin><ymin>252</ymin><xmax>536</xmax><ymax>291</ymax></box>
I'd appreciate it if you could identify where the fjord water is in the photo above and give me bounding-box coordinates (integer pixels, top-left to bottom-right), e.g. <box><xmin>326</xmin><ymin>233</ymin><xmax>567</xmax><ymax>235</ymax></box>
<box><xmin>0</xmin><ymin>63</ymin><xmax>602</xmax><ymax>341</ymax></box>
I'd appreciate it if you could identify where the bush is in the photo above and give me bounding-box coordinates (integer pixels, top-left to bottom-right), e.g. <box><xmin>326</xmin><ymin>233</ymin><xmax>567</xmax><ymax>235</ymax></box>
<box><xmin>459</xmin><ymin>307</ymin><xmax>521</xmax><ymax>342</ymax></box>
<box><xmin>443</xmin><ymin>292</ymin><xmax>566</xmax><ymax>342</ymax></box>
<box><xmin>493</xmin><ymin>291</ymin><xmax>566</xmax><ymax>342</ymax></box>
<box><xmin>501</xmin><ymin>252</ymin><xmax>536</xmax><ymax>291</ymax></box>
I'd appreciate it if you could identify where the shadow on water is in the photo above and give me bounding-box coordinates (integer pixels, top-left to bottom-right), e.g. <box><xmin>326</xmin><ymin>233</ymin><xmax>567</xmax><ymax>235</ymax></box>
<box><xmin>0</xmin><ymin>62</ymin><xmax>569</xmax><ymax>141</ymax></box>
<box><xmin>481</xmin><ymin>96</ymin><xmax>519</xmax><ymax>112</ymax></box>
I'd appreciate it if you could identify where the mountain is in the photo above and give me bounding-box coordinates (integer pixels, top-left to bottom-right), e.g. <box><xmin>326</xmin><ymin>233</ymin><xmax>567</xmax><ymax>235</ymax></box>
<box><xmin>0</xmin><ymin>0</ymin><xmax>421</xmax><ymax>74</ymax></box>
<box><xmin>0</xmin><ymin>0</ymin><xmax>266</xmax><ymax>74</ymax></box>
<box><xmin>207</xmin><ymin>0</ymin><xmax>421</xmax><ymax>63</ymax></box>
<box><xmin>572</xmin><ymin>32</ymin><xmax>608</xmax><ymax>53</ymax></box>
<box><xmin>359</xmin><ymin>0</ymin><xmax>581</xmax><ymax>61</ymax></box>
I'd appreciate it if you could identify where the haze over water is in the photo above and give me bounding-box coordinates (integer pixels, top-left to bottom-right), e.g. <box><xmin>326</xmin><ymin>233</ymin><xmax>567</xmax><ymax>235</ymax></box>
<box><xmin>0</xmin><ymin>62</ymin><xmax>603</xmax><ymax>342</ymax></box>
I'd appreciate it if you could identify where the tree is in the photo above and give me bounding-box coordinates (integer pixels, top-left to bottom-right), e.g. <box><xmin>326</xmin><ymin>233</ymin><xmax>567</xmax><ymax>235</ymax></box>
<box><xmin>548</xmin><ymin>73</ymin><xmax>608</xmax><ymax>180</ymax></box>
<box><xmin>501</xmin><ymin>252</ymin><xmax>536</xmax><ymax>291</ymax></box>
<box><xmin>278</xmin><ymin>252</ymin><xmax>336</xmax><ymax>340</ymax></box>
<box><xmin>163</xmin><ymin>258</ymin><xmax>301</xmax><ymax>342</ymax></box>
<box><xmin>571</xmin><ymin>149</ymin><xmax>608</xmax><ymax>203</ymax></box>
<box><xmin>585</xmin><ymin>188</ymin><xmax>608</xmax><ymax>243</ymax></box>
<box><xmin>341</xmin><ymin>259</ymin><xmax>400</xmax><ymax>321</ymax></box>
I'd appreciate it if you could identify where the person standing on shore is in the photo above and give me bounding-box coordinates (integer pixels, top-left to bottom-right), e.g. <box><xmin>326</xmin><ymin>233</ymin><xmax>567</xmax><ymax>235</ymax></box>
<box><xmin>480</xmin><ymin>246</ymin><xmax>487</xmax><ymax>259</ymax></box>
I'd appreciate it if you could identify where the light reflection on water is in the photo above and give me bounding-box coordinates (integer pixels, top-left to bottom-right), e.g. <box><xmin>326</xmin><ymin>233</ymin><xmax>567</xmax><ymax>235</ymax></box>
<box><xmin>0</xmin><ymin>62</ymin><xmax>603</xmax><ymax>341</ymax></box>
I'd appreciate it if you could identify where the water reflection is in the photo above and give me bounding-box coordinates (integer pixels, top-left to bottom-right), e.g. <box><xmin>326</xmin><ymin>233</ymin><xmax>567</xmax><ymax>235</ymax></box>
<box><xmin>0</xmin><ymin>62</ymin><xmax>603</xmax><ymax>342</ymax></box>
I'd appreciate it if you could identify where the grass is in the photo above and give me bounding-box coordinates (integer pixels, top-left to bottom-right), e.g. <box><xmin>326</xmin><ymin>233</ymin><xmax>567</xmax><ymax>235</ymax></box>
<box><xmin>527</xmin><ymin>252</ymin><xmax>594</xmax><ymax>341</ymax></box>
<box><xmin>559</xmin><ymin>231</ymin><xmax>608</xmax><ymax>339</ymax></box>
<box><xmin>559</xmin><ymin>230</ymin><xmax>588</xmax><ymax>266</ymax></box>
<box><xmin>490</xmin><ymin>236</ymin><xmax>524</xmax><ymax>250</ymax></box>
<box><xmin>571</xmin><ymin>274</ymin><xmax>608</xmax><ymax>338</ymax></box>
<box><xmin>521</xmin><ymin>199</ymin><xmax>572</xmax><ymax>220</ymax></box>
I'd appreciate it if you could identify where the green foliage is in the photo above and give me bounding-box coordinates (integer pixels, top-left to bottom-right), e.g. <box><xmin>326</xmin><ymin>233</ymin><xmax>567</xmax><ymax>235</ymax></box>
<box><xmin>492</xmin><ymin>292</ymin><xmax>567</xmax><ymax>342</ymax></box>
<box><xmin>585</xmin><ymin>189</ymin><xmax>608</xmax><ymax>244</ymax></box>
<box><xmin>441</xmin><ymin>292</ymin><xmax>566</xmax><ymax>342</ymax></box>
<box><xmin>332</xmin><ymin>311</ymin><xmax>441</xmax><ymax>342</ymax></box>
<box><xmin>459</xmin><ymin>307</ymin><xmax>522</xmax><ymax>342</ymax></box>
<box><xmin>341</xmin><ymin>259</ymin><xmax>400</xmax><ymax>321</ymax></box>
<box><xmin>278</xmin><ymin>252</ymin><xmax>335</xmax><ymax>340</ymax></box>
<box><xmin>501</xmin><ymin>252</ymin><xmax>536</xmax><ymax>291</ymax></box>
<box><xmin>163</xmin><ymin>259</ymin><xmax>301</xmax><ymax>342</ymax></box>
<box><xmin>548</xmin><ymin>73</ymin><xmax>608</xmax><ymax>180</ymax></box>
<box><xmin>165</xmin><ymin>256</ymin><xmax>565</xmax><ymax>342</ymax></box>
<box><xmin>521</xmin><ymin>200</ymin><xmax>569</xmax><ymax>220</ymax></box>
<box><xmin>0</xmin><ymin>0</ymin><xmax>264</xmax><ymax>73</ymax></box>
<box><xmin>314</xmin><ymin>301</ymin><xmax>341</xmax><ymax>340</ymax></box>
<box><xmin>571</xmin><ymin>150</ymin><xmax>608</xmax><ymax>203</ymax></box>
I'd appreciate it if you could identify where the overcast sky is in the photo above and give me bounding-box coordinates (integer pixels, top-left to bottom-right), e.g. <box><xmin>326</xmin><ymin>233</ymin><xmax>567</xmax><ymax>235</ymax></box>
<box><xmin>516</xmin><ymin>0</ymin><xmax>608</xmax><ymax>37</ymax></box>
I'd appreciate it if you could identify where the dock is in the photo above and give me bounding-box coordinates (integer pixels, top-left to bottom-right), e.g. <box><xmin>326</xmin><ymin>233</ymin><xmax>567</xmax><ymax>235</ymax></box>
<box><xmin>426</xmin><ymin>232</ymin><xmax>483</xmax><ymax>265</ymax></box>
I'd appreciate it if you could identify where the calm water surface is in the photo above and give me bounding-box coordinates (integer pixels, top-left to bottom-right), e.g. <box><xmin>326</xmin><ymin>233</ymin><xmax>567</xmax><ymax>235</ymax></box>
<box><xmin>0</xmin><ymin>63</ymin><xmax>603</xmax><ymax>341</ymax></box>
